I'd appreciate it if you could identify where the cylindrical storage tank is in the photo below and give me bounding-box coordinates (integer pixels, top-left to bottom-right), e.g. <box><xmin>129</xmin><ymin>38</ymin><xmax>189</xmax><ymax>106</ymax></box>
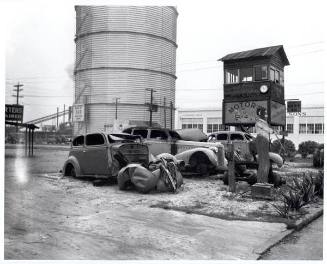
<box><xmin>74</xmin><ymin>6</ymin><xmax>178</xmax><ymax>135</ymax></box>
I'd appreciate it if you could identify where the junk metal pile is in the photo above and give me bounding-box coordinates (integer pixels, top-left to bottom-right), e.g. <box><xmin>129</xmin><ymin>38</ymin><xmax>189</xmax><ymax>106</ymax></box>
<box><xmin>117</xmin><ymin>153</ymin><xmax>184</xmax><ymax>193</ymax></box>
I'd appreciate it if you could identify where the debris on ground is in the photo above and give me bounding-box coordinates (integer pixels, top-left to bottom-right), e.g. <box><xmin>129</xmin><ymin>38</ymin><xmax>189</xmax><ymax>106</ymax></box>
<box><xmin>117</xmin><ymin>153</ymin><xmax>184</xmax><ymax>193</ymax></box>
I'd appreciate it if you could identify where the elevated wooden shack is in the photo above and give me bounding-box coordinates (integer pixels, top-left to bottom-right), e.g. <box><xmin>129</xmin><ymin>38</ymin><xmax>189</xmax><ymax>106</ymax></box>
<box><xmin>220</xmin><ymin>45</ymin><xmax>290</xmax><ymax>127</ymax></box>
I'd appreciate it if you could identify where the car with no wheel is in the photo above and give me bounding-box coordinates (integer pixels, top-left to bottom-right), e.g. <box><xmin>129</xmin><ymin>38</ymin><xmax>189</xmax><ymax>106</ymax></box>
<box><xmin>63</xmin><ymin>133</ymin><xmax>149</xmax><ymax>178</ymax></box>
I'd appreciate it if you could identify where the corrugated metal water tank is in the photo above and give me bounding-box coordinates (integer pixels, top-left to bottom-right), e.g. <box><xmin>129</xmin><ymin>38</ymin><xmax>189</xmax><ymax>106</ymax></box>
<box><xmin>74</xmin><ymin>6</ymin><xmax>178</xmax><ymax>135</ymax></box>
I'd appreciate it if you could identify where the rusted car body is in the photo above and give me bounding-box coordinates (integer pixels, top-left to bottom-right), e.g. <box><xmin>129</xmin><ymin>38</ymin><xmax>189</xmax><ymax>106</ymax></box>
<box><xmin>63</xmin><ymin>133</ymin><xmax>149</xmax><ymax>178</ymax></box>
<box><xmin>123</xmin><ymin>127</ymin><xmax>227</xmax><ymax>174</ymax></box>
<box><xmin>208</xmin><ymin>131</ymin><xmax>254</xmax><ymax>160</ymax></box>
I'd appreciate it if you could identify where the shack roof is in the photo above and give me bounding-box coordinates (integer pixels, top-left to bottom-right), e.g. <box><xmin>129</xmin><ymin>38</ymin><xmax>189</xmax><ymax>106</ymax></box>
<box><xmin>219</xmin><ymin>45</ymin><xmax>290</xmax><ymax>66</ymax></box>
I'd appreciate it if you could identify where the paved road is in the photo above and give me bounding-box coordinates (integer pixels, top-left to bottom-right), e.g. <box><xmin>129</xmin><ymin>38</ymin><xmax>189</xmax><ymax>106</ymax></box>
<box><xmin>4</xmin><ymin>147</ymin><xmax>290</xmax><ymax>260</ymax></box>
<box><xmin>261</xmin><ymin>216</ymin><xmax>323</xmax><ymax>260</ymax></box>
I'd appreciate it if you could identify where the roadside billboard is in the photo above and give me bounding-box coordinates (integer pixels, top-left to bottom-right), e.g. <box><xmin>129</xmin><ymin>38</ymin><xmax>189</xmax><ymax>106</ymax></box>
<box><xmin>5</xmin><ymin>104</ymin><xmax>24</xmax><ymax>122</ymax></box>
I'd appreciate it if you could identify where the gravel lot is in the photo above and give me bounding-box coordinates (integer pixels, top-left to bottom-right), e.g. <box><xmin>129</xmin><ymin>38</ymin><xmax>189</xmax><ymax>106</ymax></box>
<box><xmin>4</xmin><ymin>145</ymin><xmax>323</xmax><ymax>259</ymax></box>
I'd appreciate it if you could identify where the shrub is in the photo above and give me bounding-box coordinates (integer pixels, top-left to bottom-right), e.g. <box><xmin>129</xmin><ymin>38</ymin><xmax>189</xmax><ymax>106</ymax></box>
<box><xmin>314</xmin><ymin>171</ymin><xmax>324</xmax><ymax>197</ymax></box>
<box><xmin>298</xmin><ymin>141</ymin><xmax>319</xmax><ymax>158</ymax></box>
<box><xmin>272</xmin><ymin>174</ymin><xmax>316</xmax><ymax>218</ymax></box>
<box><xmin>271</xmin><ymin>138</ymin><xmax>296</xmax><ymax>158</ymax></box>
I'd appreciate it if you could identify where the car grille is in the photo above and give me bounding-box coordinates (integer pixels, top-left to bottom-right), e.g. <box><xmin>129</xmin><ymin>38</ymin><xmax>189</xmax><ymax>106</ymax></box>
<box><xmin>118</xmin><ymin>143</ymin><xmax>149</xmax><ymax>165</ymax></box>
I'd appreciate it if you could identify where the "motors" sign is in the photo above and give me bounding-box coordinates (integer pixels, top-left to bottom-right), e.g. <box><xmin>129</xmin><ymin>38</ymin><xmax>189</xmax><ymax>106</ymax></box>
<box><xmin>5</xmin><ymin>104</ymin><xmax>24</xmax><ymax>122</ymax></box>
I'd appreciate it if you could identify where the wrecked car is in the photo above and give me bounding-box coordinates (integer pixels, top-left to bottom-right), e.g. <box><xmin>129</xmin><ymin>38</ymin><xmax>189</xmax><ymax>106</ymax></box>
<box><xmin>208</xmin><ymin>131</ymin><xmax>254</xmax><ymax>160</ymax></box>
<box><xmin>123</xmin><ymin>126</ymin><xmax>227</xmax><ymax>175</ymax></box>
<box><xmin>63</xmin><ymin>132</ymin><xmax>149</xmax><ymax>178</ymax></box>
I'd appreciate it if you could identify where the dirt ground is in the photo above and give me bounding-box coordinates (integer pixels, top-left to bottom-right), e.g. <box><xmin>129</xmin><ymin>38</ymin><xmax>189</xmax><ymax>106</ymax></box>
<box><xmin>4</xmin><ymin>145</ymin><xmax>323</xmax><ymax>259</ymax></box>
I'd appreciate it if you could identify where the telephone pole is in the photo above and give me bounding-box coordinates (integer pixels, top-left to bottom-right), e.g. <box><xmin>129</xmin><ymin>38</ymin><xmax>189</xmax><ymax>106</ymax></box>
<box><xmin>146</xmin><ymin>88</ymin><xmax>156</xmax><ymax>127</ymax></box>
<box><xmin>12</xmin><ymin>82</ymin><xmax>24</xmax><ymax>105</ymax></box>
<box><xmin>12</xmin><ymin>82</ymin><xmax>24</xmax><ymax>132</ymax></box>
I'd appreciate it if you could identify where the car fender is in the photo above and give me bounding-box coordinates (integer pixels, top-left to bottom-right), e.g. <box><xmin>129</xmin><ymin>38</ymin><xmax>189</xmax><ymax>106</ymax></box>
<box><xmin>63</xmin><ymin>156</ymin><xmax>82</xmax><ymax>176</ymax></box>
<box><xmin>255</xmin><ymin>152</ymin><xmax>283</xmax><ymax>168</ymax></box>
<box><xmin>175</xmin><ymin>147</ymin><xmax>218</xmax><ymax>167</ymax></box>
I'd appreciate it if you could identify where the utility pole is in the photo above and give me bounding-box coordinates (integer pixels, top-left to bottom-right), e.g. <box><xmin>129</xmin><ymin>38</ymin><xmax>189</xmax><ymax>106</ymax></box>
<box><xmin>57</xmin><ymin>107</ymin><xmax>59</xmax><ymax>129</ymax></box>
<box><xmin>12</xmin><ymin>82</ymin><xmax>24</xmax><ymax>105</ymax></box>
<box><xmin>12</xmin><ymin>82</ymin><xmax>24</xmax><ymax>132</ymax></box>
<box><xmin>63</xmin><ymin>104</ymin><xmax>65</xmax><ymax>124</ymax></box>
<box><xmin>114</xmin><ymin>97</ymin><xmax>120</xmax><ymax>120</ymax></box>
<box><xmin>146</xmin><ymin>88</ymin><xmax>156</xmax><ymax>127</ymax></box>
<box><xmin>164</xmin><ymin>97</ymin><xmax>167</xmax><ymax>128</ymax></box>
<box><xmin>170</xmin><ymin>101</ymin><xmax>174</xmax><ymax>129</ymax></box>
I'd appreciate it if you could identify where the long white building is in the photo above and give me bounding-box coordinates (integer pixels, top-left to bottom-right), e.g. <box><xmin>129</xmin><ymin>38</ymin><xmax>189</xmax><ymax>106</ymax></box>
<box><xmin>176</xmin><ymin>105</ymin><xmax>324</xmax><ymax>148</ymax></box>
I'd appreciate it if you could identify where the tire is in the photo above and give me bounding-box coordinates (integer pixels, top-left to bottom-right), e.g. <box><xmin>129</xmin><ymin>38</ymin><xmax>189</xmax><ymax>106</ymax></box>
<box><xmin>65</xmin><ymin>164</ymin><xmax>76</xmax><ymax>178</ymax></box>
<box><xmin>223</xmin><ymin>171</ymin><xmax>229</xmax><ymax>185</ymax></box>
<box><xmin>247</xmin><ymin>173</ymin><xmax>257</xmax><ymax>185</ymax></box>
<box><xmin>196</xmin><ymin>163</ymin><xmax>209</xmax><ymax>177</ymax></box>
<box><xmin>189</xmin><ymin>152</ymin><xmax>210</xmax><ymax>176</ymax></box>
<box><xmin>272</xmin><ymin>173</ymin><xmax>281</xmax><ymax>187</ymax></box>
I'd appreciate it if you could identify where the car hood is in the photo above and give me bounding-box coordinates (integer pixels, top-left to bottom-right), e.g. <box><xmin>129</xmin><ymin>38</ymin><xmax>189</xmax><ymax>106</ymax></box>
<box><xmin>175</xmin><ymin>129</ymin><xmax>208</xmax><ymax>142</ymax></box>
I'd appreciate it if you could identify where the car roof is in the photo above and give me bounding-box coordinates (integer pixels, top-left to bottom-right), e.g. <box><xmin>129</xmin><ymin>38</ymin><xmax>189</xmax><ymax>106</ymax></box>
<box><xmin>124</xmin><ymin>126</ymin><xmax>172</xmax><ymax>131</ymax></box>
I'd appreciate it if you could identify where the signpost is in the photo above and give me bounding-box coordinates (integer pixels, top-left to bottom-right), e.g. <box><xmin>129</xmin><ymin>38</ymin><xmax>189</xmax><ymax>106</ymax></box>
<box><xmin>72</xmin><ymin>104</ymin><xmax>85</xmax><ymax>122</ymax></box>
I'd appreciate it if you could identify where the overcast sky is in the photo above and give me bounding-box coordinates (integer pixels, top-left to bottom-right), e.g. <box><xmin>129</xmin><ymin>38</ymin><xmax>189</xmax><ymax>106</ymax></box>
<box><xmin>2</xmin><ymin>0</ymin><xmax>326</xmax><ymax>123</ymax></box>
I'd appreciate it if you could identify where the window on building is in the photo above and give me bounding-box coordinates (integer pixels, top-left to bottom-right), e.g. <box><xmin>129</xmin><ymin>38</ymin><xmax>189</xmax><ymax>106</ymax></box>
<box><xmin>307</xmin><ymin>124</ymin><xmax>314</xmax><ymax>134</ymax></box>
<box><xmin>254</xmin><ymin>65</ymin><xmax>268</xmax><ymax>80</ymax></box>
<box><xmin>275</xmin><ymin>70</ymin><xmax>280</xmax><ymax>84</ymax></box>
<box><xmin>286</xmin><ymin>124</ymin><xmax>294</xmax><ymax>134</ymax></box>
<box><xmin>207</xmin><ymin>124</ymin><xmax>213</xmax><ymax>133</ymax></box>
<box><xmin>240</xmin><ymin>68</ymin><xmax>253</xmax><ymax>82</ymax></box>
<box><xmin>270</xmin><ymin>68</ymin><xmax>275</xmax><ymax>81</ymax></box>
<box><xmin>280</xmin><ymin>71</ymin><xmax>284</xmax><ymax>86</ymax></box>
<box><xmin>181</xmin><ymin>118</ymin><xmax>203</xmax><ymax>131</ymax></box>
<box><xmin>86</xmin><ymin>133</ymin><xmax>105</xmax><ymax>145</ymax></box>
<box><xmin>218</xmin><ymin>124</ymin><xmax>226</xmax><ymax>131</ymax></box>
<box><xmin>225</xmin><ymin>69</ymin><xmax>239</xmax><ymax>84</ymax></box>
<box><xmin>315</xmin><ymin>123</ymin><xmax>323</xmax><ymax>134</ymax></box>
<box><xmin>299</xmin><ymin>124</ymin><xmax>306</xmax><ymax>134</ymax></box>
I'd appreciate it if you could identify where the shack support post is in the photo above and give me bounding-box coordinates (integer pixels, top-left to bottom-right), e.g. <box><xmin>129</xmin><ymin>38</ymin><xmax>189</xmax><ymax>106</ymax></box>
<box><xmin>31</xmin><ymin>129</ymin><xmax>34</xmax><ymax>156</ymax></box>
<box><xmin>227</xmin><ymin>141</ymin><xmax>236</xmax><ymax>192</ymax></box>
<box><xmin>256</xmin><ymin>134</ymin><xmax>270</xmax><ymax>182</ymax></box>
<box><xmin>25</xmin><ymin>127</ymin><xmax>28</xmax><ymax>156</ymax></box>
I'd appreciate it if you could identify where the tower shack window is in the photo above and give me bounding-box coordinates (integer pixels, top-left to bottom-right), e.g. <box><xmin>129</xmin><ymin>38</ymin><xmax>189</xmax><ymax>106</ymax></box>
<box><xmin>275</xmin><ymin>70</ymin><xmax>280</xmax><ymax>84</ymax></box>
<box><xmin>270</xmin><ymin>68</ymin><xmax>275</xmax><ymax>81</ymax></box>
<box><xmin>254</xmin><ymin>65</ymin><xmax>268</xmax><ymax>80</ymax></box>
<box><xmin>225</xmin><ymin>69</ymin><xmax>239</xmax><ymax>84</ymax></box>
<box><xmin>240</xmin><ymin>68</ymin><xmax>253</xmax><ymax>82</ymax></box>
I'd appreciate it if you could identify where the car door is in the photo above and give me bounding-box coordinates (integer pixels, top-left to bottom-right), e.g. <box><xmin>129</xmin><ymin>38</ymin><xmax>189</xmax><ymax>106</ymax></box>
<box><xmin>147</xmin><ymin>129</ymin><xmax>171</xmax><ymax>156</ymax></box>
<box><xmin>230</xmin><ymin>133</ymin><xmax>249</xmax><ymax>157</ymax></box>
<box><xmin>81</xmin><ymin>133</ymin><xmax>110</xmax><ymax>176</ymax></box>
